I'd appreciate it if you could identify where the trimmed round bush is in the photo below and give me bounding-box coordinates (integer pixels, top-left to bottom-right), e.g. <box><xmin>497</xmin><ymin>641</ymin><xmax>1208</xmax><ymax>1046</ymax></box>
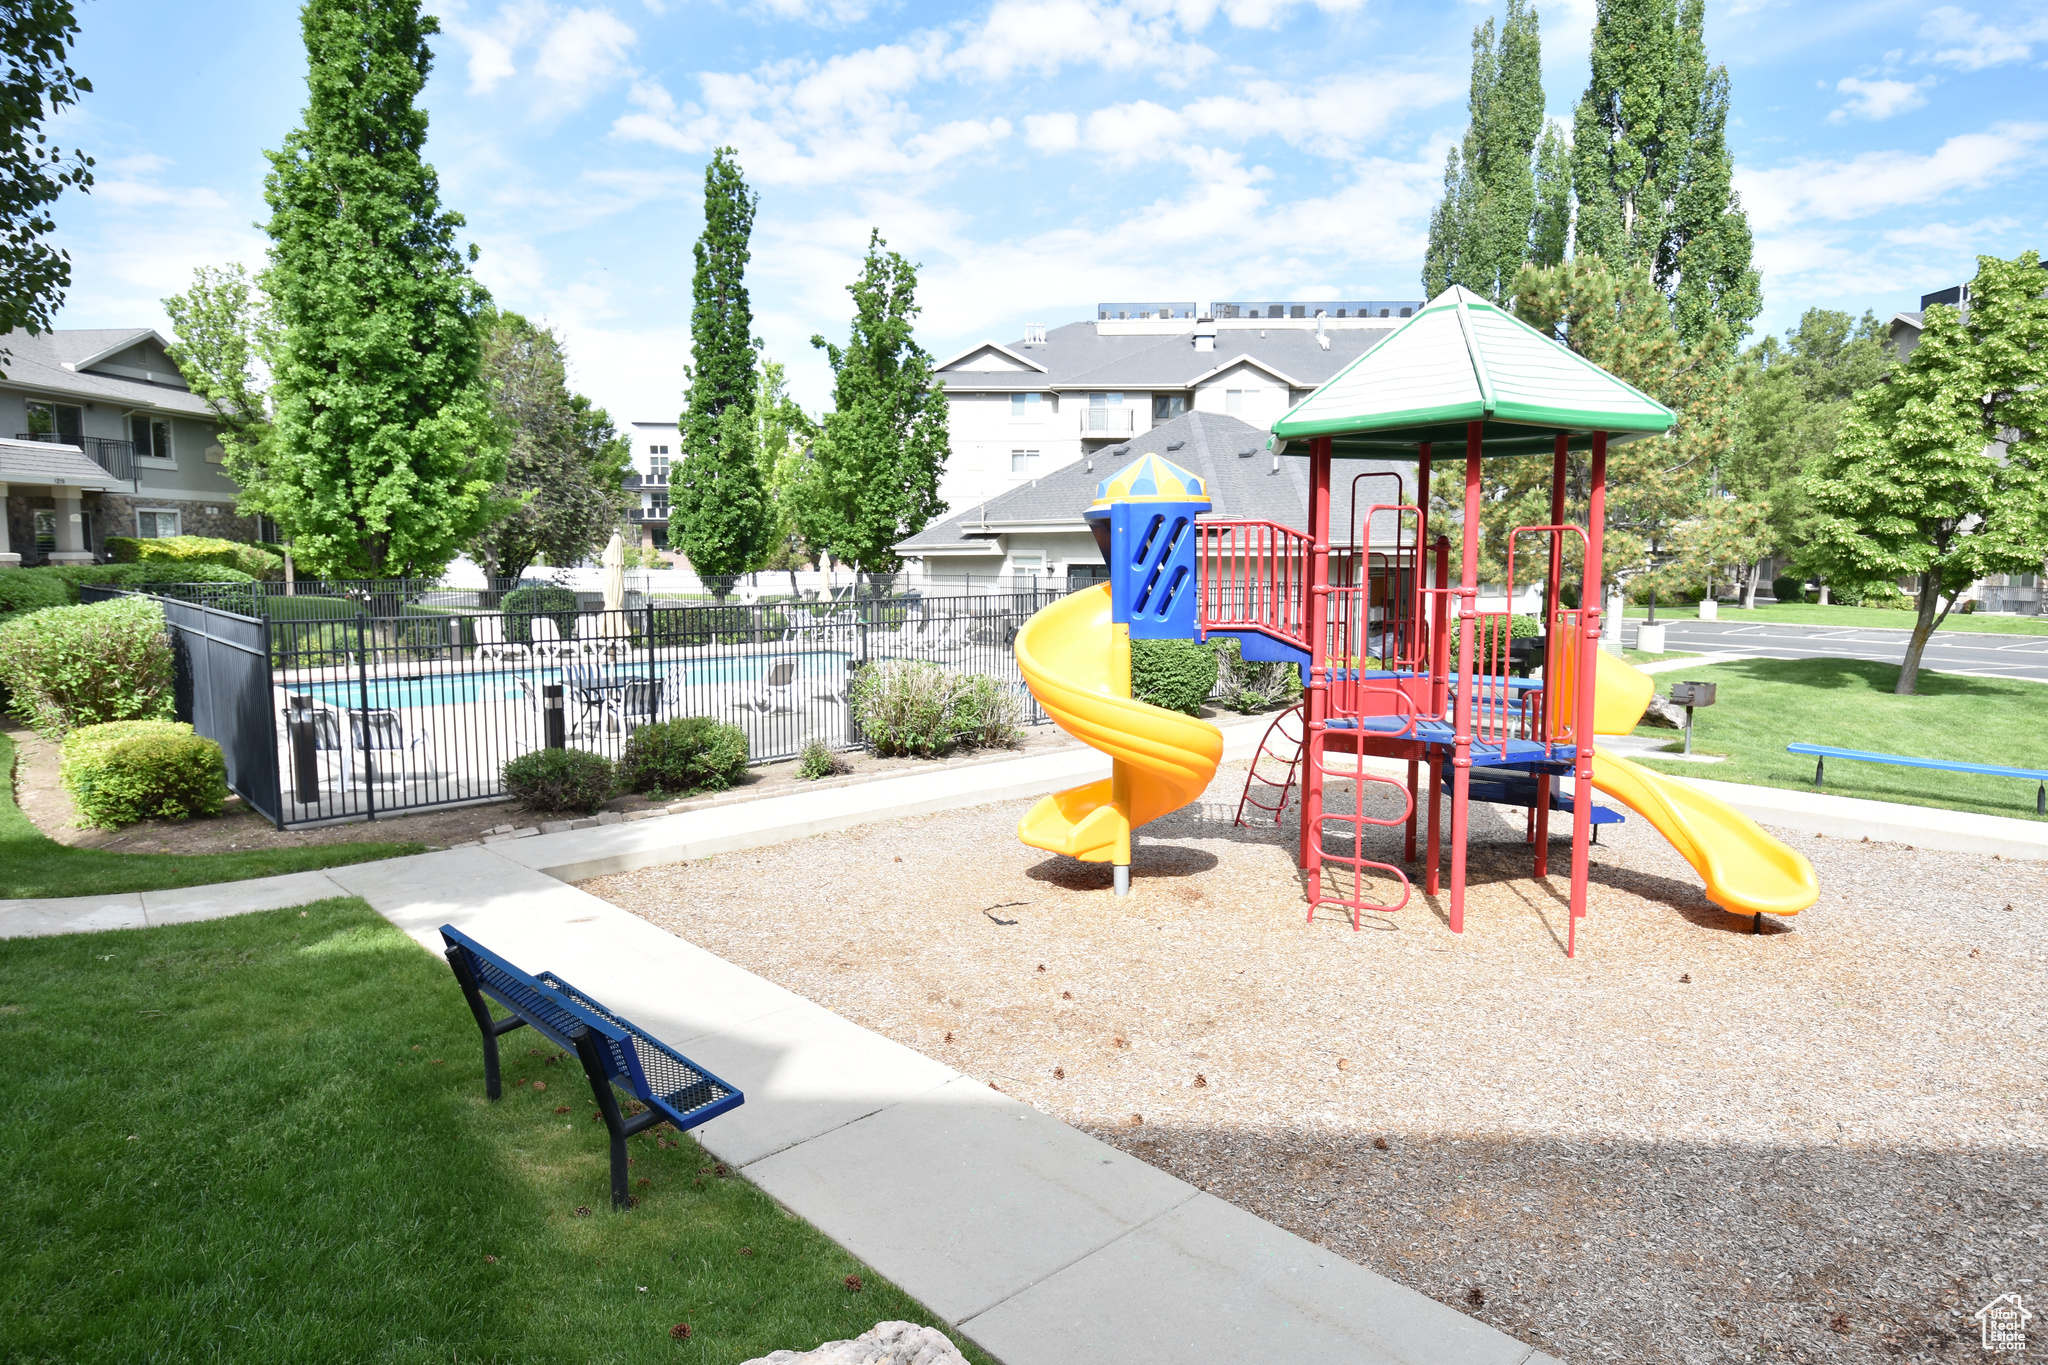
<box><xmin>1130</xmin><ymin>638</ymin><xmax>1218</xmax><ymax>717</ymax></box>
<box><xmin>617</xmin><ymin>716</ymin><xmax>749</xmax><ymax>798</ymax></box>
<box><xmin>0</xmin><ymin>596</ymin><xmax>174</xmax><ymax>737</ymax></box>
<box><xmin>61</xmin><ymin>720</ymin><xmax>227</xmax><ymax>828</ymax></box>
<box><xmin>502</xmin><ymin>747</ymin><xmax>615</xmax><ymax>814</ymax></box>
<box><xmin>1770</xmin><ymin>575</ymin><xmax>1806</xmax><ymax>604</ymax></box>
<box><xmin>500</xmin><ymin>586</ymin><xmax>580</xmax><ymax>645</ymax></box>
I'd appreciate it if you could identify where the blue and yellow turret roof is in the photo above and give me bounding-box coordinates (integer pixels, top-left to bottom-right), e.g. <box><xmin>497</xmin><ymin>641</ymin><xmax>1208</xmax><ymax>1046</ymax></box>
<box><xmin>1088</xmin><ymin>452</ymin><xmax>1210</xmax><ymax>509</ymax></box>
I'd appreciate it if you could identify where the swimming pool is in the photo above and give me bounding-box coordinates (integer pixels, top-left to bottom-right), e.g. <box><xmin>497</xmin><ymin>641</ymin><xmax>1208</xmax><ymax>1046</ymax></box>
<box><xmin>289</xmin><ymin>652</ymin><xmax>851</xmax><ymax>711</ymax></box>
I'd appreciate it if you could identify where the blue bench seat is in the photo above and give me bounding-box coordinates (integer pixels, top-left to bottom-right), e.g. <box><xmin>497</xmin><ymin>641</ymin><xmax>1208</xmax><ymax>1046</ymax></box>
<box><xmin>441</xmin><ymin>925</ymin><xmax>744</xmax><ymax>1208</ymax></box>
<box><xmin>1787</xmin><ymin>743</ymin><xmax>2048</xmax><ymax>816</ymax></box>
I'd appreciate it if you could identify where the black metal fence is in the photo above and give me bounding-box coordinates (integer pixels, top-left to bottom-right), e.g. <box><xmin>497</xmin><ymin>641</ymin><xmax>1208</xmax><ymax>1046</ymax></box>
<box><xmin>109</xmin><ymin>586</ymin><xmax>1066</xmax><ymax>827</ymax></box>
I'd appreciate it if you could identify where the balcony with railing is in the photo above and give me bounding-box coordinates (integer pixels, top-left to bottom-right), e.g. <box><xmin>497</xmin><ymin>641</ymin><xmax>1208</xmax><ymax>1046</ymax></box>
<box><xmin>1078</xmin><ymin>408</ymin><xmax>1135</xmax><ymax>437</ymax></box>
<box><xmin>15</xmin><ymin>432</ymin><xmax>139</xmax><ymax>486</ymax></box>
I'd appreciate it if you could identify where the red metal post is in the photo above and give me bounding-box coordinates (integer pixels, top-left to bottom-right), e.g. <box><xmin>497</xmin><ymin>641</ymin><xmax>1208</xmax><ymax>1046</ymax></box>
<box><xmin>1568</xmin><ymin>432</ymin><xmax>1608</xmax><ymax>957</ymax></box>
<box><xmin>1405</xmin><ymin>758</ymin><xmax>1418</xmax><ymax>862</ymax></box>
<box><xmin>1426</xmin><ymin>534</ymin><xmax>1448</xmax><ymax>896</ymax></box>
<box><xmin>1449</xmin><ymin>420</ymin><xmax>1483</xmax><ymax>934</ymax></box>
<box><xmin>1415</xmin><ymin>443</ymin><xmax>1432</xmax><ymax>639</ymax></box>
<box><xmin>1535</xmin><ymin>432</ymin><xmax>1568</xmax><ymax>879</ymax></box>
<box><xmin>1300</xmin><ymin>437</ymin><xmax>1333</xmax><ymax>903</ymax></box>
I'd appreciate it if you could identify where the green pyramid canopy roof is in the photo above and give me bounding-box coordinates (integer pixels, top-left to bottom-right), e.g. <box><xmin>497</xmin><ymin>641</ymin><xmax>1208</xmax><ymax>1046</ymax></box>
<box><xmin>1270</xmin><ymin>285</ymin><xmax>1676</xmax><ymax>459</ymax></box>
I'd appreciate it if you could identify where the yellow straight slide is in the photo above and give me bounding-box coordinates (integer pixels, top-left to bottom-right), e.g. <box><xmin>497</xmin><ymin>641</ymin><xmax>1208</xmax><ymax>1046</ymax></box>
<box><xmin>1015</xmin><ymin>584</ymin><xmax>1224</xmax><ymax>861</ymax></box>
<box><xmin>1584</xmin><ymin>649</ymin><xmax>1819</xmax><ymax>916</ymax></box>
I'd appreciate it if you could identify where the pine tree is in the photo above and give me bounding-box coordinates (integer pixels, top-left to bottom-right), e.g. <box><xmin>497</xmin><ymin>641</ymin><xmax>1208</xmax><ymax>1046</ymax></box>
<box><xmin>260</xmin><ymin>0</ymin><xmax>506</xmax><ymax>579</ymax></box>
<box><xmin>808</xmin><ymin>230</ymin><xmax>950</xmax><ymax>588</ymax></box>
<box><xmin>1423</xmin><ymin>0</ymin><xmax>1545</xmax><ymax>302</ymax></box>
<box><xmin>673</xmin><ymin>146</ymin><xmax>771</xmax><ymax>598</ymax></box>
<box><xmin>1570</xmin><ymin>0</ymin><xmax>1759</xmax><ymax>348</ymax></box>
<box><xmin>1802</xmin><ymin>252</ymin><xmax>2048</xmax><ymax>694</ymax></box>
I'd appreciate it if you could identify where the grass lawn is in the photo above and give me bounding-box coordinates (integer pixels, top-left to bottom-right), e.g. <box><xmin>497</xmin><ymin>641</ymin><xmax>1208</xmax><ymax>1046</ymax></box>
<box><xmin>1620</xmin><ymin>601</ymin><xmax>2048</xmax><ymax>635</ymax></box>
<box><xmin>1619</xmin><ymin>648</ymin><xmax>1700</xmax><ymax>665</ymax></box>
<box><xmin>1629</xmin><ymin>657</ymin><xmax>2048</xmax><ymax>822</ymax></box>
<box><xmin>1</xmin><ymin>734</ymin><xmax>421</xmax><ymax>900</ymax></box>
<box><xmin>0</xmin><ymin>899</ymin><xmax>992</xmax><ymax>1364</ymax></box>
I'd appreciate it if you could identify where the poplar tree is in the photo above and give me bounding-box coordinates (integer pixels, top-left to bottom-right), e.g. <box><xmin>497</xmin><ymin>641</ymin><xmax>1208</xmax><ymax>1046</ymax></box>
<box><xmin>0</xmin><ymin>0</ymin><xmax>93</xmax><ymax>376</ymax></box>
<box><xmin>808</xmin><ymin>230</ymin><xmax>950</xmax><ymax>588</ymax></box>
<box><xmin>674</xmin><ymin>147</ymin><xmax>771</xmax><ymax>598</ymax></box>
<box><xmin>260</xmin><ymin>0</ymin><xmax>506</xmax><ymax>580</ymax></box>
<box><xmin>1570</xmin><ymin>0</ymin><xmax>1759</xmax><ymax>348</ymax></box>
<box><xmin>1802</xmin><ymin>252</ymin><xmax>2048</xmax><ymax>695</ymax></box>
<box><xmin>1423</xmin><ymin>0</ymin><xmax>1545</xmax><ymax>302</ymax></box>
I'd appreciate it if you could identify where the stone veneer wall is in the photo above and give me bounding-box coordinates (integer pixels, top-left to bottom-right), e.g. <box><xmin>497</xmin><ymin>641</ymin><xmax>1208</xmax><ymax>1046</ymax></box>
<box><xmin>2</xmin><ymin>492</ymin><xmax>259</xmax><ymax>565</ymax></box>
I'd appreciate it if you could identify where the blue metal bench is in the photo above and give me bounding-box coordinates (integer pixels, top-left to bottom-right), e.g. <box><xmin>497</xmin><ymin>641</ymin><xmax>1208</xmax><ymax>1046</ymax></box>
<box><xmin>1787</xmin><ymin>743</ymin><xmax>2048</xmax><ymax>816</ymax></box>
<box><xmin>439</xmin><ymin>925</ymin><xmax>744</xmax><ymax>1208</ymax></box>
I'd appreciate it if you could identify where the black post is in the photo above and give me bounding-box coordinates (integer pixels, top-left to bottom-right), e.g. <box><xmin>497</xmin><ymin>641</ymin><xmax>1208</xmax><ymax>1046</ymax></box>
<box><xmin>543</xmin><ymin>684</ymin><xmax>566</xmax><ymax>749</ymax></box>
<box><xmin>1814</xmin><ymin>755</ymin><xmax>1825</xmax><ymax>787</ymax></box>
<box><xmin>288</xmin><ymin>695</ymin><xmax>321</xmax><ymax>804</ymax></box>
<box><xmin>573</xmin><ymin>1028</ymin><xmax>634</xmax><ymax>1210</ymax></box>
<box><xmin>444</xmin><ymin>947</ymin><xmax>527</xmax><ymax>1100</ymax></box>
<box><xmin>356</xmin><ymin>613</ymin><xmax>375</xmax><ymax>819</ymax></box>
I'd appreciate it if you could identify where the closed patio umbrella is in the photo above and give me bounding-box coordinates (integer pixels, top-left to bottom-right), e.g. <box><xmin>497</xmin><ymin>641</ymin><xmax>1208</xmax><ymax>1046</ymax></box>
<box><xmin>602</xmin><ymin>532</ymin><xmax>626</xmax><ymax>612</ymax></box>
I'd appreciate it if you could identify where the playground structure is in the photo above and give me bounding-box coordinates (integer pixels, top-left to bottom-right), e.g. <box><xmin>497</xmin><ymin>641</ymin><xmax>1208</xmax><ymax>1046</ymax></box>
<box><xmin>1015</xmin><ymin>287</ymin><xmax>1818</xmax><ymax>955</ymax></box>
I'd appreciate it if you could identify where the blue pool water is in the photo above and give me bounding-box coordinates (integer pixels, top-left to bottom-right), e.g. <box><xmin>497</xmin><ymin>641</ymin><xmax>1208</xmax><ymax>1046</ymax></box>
<box><xmin>292</xmin><ymin>652</ymin><xmax>850</xmax><ymax>711</ymax></box>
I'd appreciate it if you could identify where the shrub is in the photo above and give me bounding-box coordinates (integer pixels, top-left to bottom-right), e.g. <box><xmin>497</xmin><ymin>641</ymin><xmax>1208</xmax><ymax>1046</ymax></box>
<box><xmin>0</xmin><ymin>597</ymin><xmax>174</xmax><ymax>737</ymax></box>
<box><xmin>60</xmin><ymin>720</ymin><xmax>226</xmax><ymax>827</ymax></box>
<box><xmin>500</xmin><ymin>586</ymin><xmax>580</xmax><ymax>645</ymax></box>
<box><xmin>798</xmin><ymin>740</ymin><xmax>849</xmax><ymax>781</ymax></box>
<box><xmin>1130</xmin><ymin>638</ymin><xmax>1219</xmax><ymax>717</ymax></box>
<box><xmin>0</xmin><ymin>571</ymin><xmax>71</xmax><ymax>619</ymax></box>
<box><xmin>105</xmin><ymin>534</ymin><xmax>282</xmax><ymax>580</ymax></box>
<box><xmin>502</xmin><ymin>747</ymin><xmax>615</xmax><ymax>814</ymax></box>
<box><xmin>1770</xmin><ymin>575</ymin><xmax>1807</xmax><ymax>604</ymax></box>
<box><xmin>1208</xmin><ymin>636</ymin><xmax>1301</xmax><ymax>714</ymax></box>
<box><xmin>617</xmin><ymin>716</ymin><xmax>749</xmax><ymax>797</ymax></box>
<box><xmin>1446</xmin><ymin>611</ymin><xmax>1542</xmax><ymax>662</ymax></box>
<box><xmin>647</xmin><ymin>602</ymin><xmax>792</xmax><ymax>646</ymax></box>
<box><xmin>850</xmin><ymin>661</ymin><xmax>1019</xmax><ymax>757</ymax></box>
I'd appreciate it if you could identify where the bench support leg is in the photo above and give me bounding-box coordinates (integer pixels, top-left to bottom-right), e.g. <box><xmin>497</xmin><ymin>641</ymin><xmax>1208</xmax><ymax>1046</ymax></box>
<box><xmin>572</xmin><ymin>1028</ymin><xmax>664</xmax><ymax>1210</ymax></box>
<box><xmin>444</xmin><ymin>947</ymin><xmax>528</xmax><ymax>1100</ymax></box>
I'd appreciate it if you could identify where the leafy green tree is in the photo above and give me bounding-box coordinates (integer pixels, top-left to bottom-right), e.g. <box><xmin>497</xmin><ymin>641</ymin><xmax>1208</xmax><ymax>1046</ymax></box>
<box><xmin>1529</xmin><ymin>122</ymin><xmax>1571</xmax><ymax>270</ymax></box>
<box><xmin>162</xmin><ymin>264</ymin><xmax>277</xmax><ymax>477</ymax></box>
<box><xmin>469</xmin><ymin>311</ymin><xmax>630</xmax><ymax>584</ymax></box>
<box><xmin>1803</xmin><ymin>251</ymin><xmax>2048</xmax><ymax>694</ymax></box>
<box><xmin>1724</xmin><ymin>308</ymin><xmax>1893</xmax><ymax>595</ymax></box>
<box><xmin>1570</xmin><ymin>0</ymin><xmax>1759</xmax><ymax>348</ymax></box>
<box><xmin>0</xmin><ymin>0</ymin><xmax>93</xmax><ymax>376</ymax></box>
<box><xmin>1662</xmin><ymin>495</ymin><xmax>1772</xmax><ymax>604</ymax></box>
<box><xmin>674</xmin><ymin>147</ymin><xmax>771</xmax><ymax>598</ymax></box>
<box><xmin>1423</xmin><ymin>0</ymin><xmax>1545</xmax><ymax>302</ymax></box>
<box><xmin>808</xmin><ymin>230</ymin><xmax>951</xmax><ymax>589</ymax></box>
<box><xmin>752</xmin><ymin>357</ymin><xmax>821</xmax><ymax>596</ymax></box>
<box><xmin>257</xmin><ymin>0</ymin><xmax>507</xmax><ymax>580</ymax></box>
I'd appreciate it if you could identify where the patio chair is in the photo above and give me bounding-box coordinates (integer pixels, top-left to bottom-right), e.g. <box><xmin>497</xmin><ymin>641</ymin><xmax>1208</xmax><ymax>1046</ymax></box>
<box><xmin>731</xmin><ymin>655</ymin><xmax>803</xmax><ymax>718</ymax></box>
<box><xmin>529</xmin><ymin>617</ymin><xmax>572</xmax><ymax>661</ymax></box>
<box><xmin>281</xmin><ymin>700</ymin><xmax>354</xmax><ymax>795</ymax></box>
<box><xmin>573</xmin><ymin>613</ymin><xmax>626</xmax><ymax>662</ymax></box>
<box><xmin>607</xmin><ymin>678</ymin><xmax>662</xmax><ymax>735</ymax></box>
<box><xmin>474</xmin><ymin>612</ymin><xmax>530</xmax><ymax>663</ymax></box>
<box><xmin>347</xmin><ymin>708</ymin><xmax>428</xmax><ymax>785</ymax></box>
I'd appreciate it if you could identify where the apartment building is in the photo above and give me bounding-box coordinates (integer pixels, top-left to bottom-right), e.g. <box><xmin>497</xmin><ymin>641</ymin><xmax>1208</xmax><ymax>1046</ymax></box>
<box><xmin>623</xmin><ymin>419</ymin><xmax>676</xmax><ymax>549</ymax></box>
<box><xmin>0</xmin><ymin>328</ymin><xmax>249</xmax><ymax>566</ymax></box>
<box><xmin>930</xmin><ymin>297</ymin><xmax>1419</xmax><ymax>516</ymax></box>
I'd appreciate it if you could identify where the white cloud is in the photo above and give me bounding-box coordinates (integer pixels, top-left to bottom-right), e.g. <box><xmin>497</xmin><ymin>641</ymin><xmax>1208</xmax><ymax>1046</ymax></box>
<box><xmin>1827</xmin><ymin>75</ymin><xmax>1934</xmax><ymax>123</ymax></box>
<box><xmin>749</xmin><ymin>0</ymin><xmax>875</xmax><ymax>23</ymax></box>
<box><xmin>1735</xmin><ymin>122</ymin><xmax>2048</xmax><ymax>231</ymax></box>
<box><xmin>1918</xmin><ymin>5</ymin><xmax>2048</xmax><ymax>70</ymax></box>
<box><xmin>438</xmin><ymin>2</ymin><xmax>637</xmax><ymax>112</ymax></box>
<box><xmin>948</xmin><ymin>0</ymin><xmax>1214</xmax><ymax>83</ymax></box>
<box><xmin>1023</xmin><ymin>112</ymin><xmax>1081</xmax><ymax>152</ymax></box>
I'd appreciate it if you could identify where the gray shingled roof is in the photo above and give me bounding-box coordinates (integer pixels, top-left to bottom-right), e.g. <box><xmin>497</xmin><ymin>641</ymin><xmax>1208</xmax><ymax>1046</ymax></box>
<box><xmin>934</xmin><ymin>320</ymin><xmax>1395</xmax><ymax>393</ymax></box>
<box><xmin>0</xmin><ymin>436</ymin><xmax>131</xmax><ymax>491</ymax></box>
<box><xmin>898</xmin><ymin>411</ymin><xmax>1415</xmax><ymax>553</ymax></box>
<box><xmin>0</xmin><ymin>328</ymin><xmax>215</xmax><ymax>417</ymax></box>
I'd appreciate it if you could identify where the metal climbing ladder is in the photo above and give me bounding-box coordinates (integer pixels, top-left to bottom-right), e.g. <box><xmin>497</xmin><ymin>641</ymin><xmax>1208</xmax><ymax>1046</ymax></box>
<box><xmin>1233</xmin><ymin>703</ymin><xmax>1305</xmax><ymax>826</ymax></box>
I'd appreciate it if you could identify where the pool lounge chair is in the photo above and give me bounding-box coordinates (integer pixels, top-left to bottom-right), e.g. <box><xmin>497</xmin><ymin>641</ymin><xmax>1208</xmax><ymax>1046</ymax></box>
<box><xmin>730</xmin><ymin>656</ymin><xmax>803</xmax><ymax>718</ymax></box>
<box><xmin>529</xmin><ymin>617</ymin><xmax>573</xmax><ymax>662</ymax></box>
<box><xmin>474</xmin><ymin>613</ymin><xmax>530</xmax><ymax>663</ymax></box>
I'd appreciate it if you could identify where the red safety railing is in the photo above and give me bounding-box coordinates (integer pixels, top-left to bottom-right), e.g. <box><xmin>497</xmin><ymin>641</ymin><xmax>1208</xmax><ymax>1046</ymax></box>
<box><xmin>1197</xmin><ymin>519</ymin><xmax>1311</xmax><ymax>652</ymax></box>
<box><xmin>1504</xmin><ymin>523</ymin><xmax>1591</xmax><ymax>750</ymax></box>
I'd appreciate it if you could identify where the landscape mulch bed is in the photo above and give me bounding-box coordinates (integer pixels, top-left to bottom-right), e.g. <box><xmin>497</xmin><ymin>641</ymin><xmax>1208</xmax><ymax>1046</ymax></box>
<box><xmin>586</xmin><ymin>763</ymin><xmax>2047</xmax><ymax>1365</ymax></box>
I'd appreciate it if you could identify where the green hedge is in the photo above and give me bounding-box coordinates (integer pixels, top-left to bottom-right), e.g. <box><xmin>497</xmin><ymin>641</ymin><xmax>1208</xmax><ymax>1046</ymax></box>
<box><xmin>104</xmin><ymin>534</ymin><xmax>282</xmax><ymax>580</ymax></box>
<box><xmin>61</xmin><ymin>720</ymin><xmax>227</xmax><ymax>827</ymax></box>
<box><xmin>0</xmin><ymin>572</ymin><xmax>72</xmax><ymax>619</ymax></box>
<box><xmin>0</xmin><ymin>597</ymin><xmax>174</xmax><ymax>737</ymax></box>
<box><xmin>502</xmin><ymin>748</ymin><xmax>615</xmax><ymax>814</ymax></box>
<box><xmin>617</xmin><ymin>717</ymin><xmax>749</xmax><ymax>798</ymax></box>
<box><xmin>500</xmin><ymin>587</ymin><xmax>579</xmax><ymax>645</ymax></box>
<box><xmin>1131</xmin><ymin>638</ymin><xmax>1218</xmax><ymax>716</ymax></box>
<box><xmin>648</xmin><ymin>603</ymin><xmax>794</xmax><ymax>646</ymax></box>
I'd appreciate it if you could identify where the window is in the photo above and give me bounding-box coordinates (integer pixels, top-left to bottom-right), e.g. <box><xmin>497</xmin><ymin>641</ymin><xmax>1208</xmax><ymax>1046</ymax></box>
<box><xmin>648</xmin><ymin>443</ymin><xmax>670</xmax><ymax>455</ymax></box>
<box><xmin>137</xmin><ymin>509</ymin><xmax>181</xmax><ymax>538</ymax></box>
<box><xmin>1010</xmin><ymin>449</ymin><xmax>1040</xmax><ymax>474</ymax></box>
<box><xmin>131</xmin><ymin>415</ymin><xmax>173</xmax><ymax>459</ymax></box>
<box><xmin>1010</xmin><ymin>392</ymin><xmax>1043</xmax><ymax>421</ymax></box>
<box><xmin>33</xmin><ymin>511</ymin><xmax>56</xmax><ymax>551</ymax></box>
<box><xmin>1267</xmin><ymin>305</ymin><xmax>1284</xmax><ymax>319</ymax></box>
<box><xmin>1090</xmin><ymin>392</ymin><xmax>1123</xmax><ymax>408</ymax></box>
<box><xmin>1226</xmin><ymin>388</ymin><xmax>1257</xmax><ymax>415</ymax></box>
<box><xmin>649</xmin><ymin>454</ymin><xmax>670</xmax><ymax>480</ymax></box>
<box><xmin>1012</xmin><ymin>553</ymin><xmax>1044</xmax><ymax>578</ymax></box>
<box><xmin>1152</xmin><ymin>394</ymin><xmax>1186</xmax><ymax>421</ymax></box>
<box><xmin>24</xmin><ymin>401</ymin><xmax>82</xmax><ymax>446</ymax></box>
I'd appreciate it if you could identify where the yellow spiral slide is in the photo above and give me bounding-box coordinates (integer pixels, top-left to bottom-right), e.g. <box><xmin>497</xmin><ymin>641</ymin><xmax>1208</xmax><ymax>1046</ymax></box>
<box><xmin>1015</xmin><ymin>584</ymin><xmax>1225</xmax><ymax>862</ymax></box>
<box><xmin>1586</xmin><ymin>649</ymin><xmax>1819</xmax><ymax>917</ymax></box>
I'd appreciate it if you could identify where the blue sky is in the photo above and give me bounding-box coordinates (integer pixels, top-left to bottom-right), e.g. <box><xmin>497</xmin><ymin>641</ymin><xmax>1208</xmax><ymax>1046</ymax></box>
<box><xmin>46</xmin><ymin>0</ymin><xmax>2048</xmax><ymax>423</ymax></box>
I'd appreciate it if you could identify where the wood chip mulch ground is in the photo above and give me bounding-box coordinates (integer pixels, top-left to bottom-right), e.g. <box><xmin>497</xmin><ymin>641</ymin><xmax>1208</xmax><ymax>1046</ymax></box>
<box><xmin>584</xmin><ymin>763</ymin><xmax>2047</xmax><ymax>1365</ymax></box>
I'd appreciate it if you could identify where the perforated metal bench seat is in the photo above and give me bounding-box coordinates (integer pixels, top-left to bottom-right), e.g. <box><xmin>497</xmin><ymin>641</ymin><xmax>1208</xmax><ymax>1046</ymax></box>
<box><xmin>439</xmin><ymin>925</ymin><xmax>744</xmax><ymax>1208</ymax></box>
